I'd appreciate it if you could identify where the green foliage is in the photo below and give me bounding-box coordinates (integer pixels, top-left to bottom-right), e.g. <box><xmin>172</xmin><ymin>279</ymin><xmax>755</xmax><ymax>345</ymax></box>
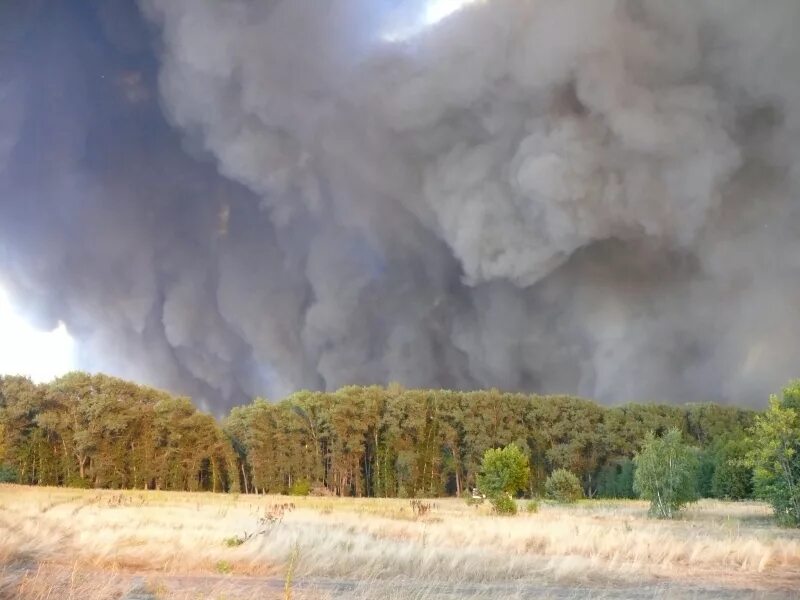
<box><xmin>0</xmin><ymin>372</ymin><xmax>766</xmax><ymax>503</ymax></box>
<box><xmin>215</xmin><ymin>560</ymin><xmax>233</xmax><ymax>574</ymax></box>
<box><xmin>747</xmin><ymin>383</ymin><xmax>800</xmax><ymax>527</ymax></box>
<box><xmin>477</xmin><ymin>443</ymin><xmax>530</xmax><ymax>499</ymax></box>
<box><xmin>710</xmin><ymin>438</ymin><xmax>753</xmax><ymax>500</ymax></box>
<box><xmin>696</xmin><ymin>449</ymin><xmax>716</xmax><ymax>498</ymax></box>
<box><xmin>544</xmin><ymin>469</ymin><xmax>583</xmax><ymax>503</ymax></box>
<box><xmin>224</xmin><ymin>536</ymin><xmax>245</xmax><ymax>547</ymax></box>
<box><xmin>289</xmin><ymin>480</ymin><xmax>311</xmax><ymax>496</ymax></box>
<box><xmin>525</xmin><ymin>499</ymin><xmax>540</xmax><ymax>513</ymax></box>
<box><xmin>0</xmin><ymin>463</ymin><xmax>17</xmax><ymax>483</ymax></box>
<box><xmin>490</xmin><ymin>493</ymin><xmax>517</xmax><ymax>515</ymax></box>
<box><xmin>687</xmin><ymin>434</ymin><xmax>753</xmax><ymax>501</ymax></box>
<box><xmin>596</xmin><ymin>458</ymin><xmax>635</xmax><ymax>499</ymax></box>
<box><xmin>0</xmin><ymin>373</ymin><xmax>239</xmax><ymax>494</ymax></box>
<box><xmin>685</xmin><ymin>403</ymin><xmax>756</xmax><ymax>446</ymax></box>
<box><xmin>633</xmin><ymin>428</ymin><xmax>699</xmax><ymax>519</ymax></box>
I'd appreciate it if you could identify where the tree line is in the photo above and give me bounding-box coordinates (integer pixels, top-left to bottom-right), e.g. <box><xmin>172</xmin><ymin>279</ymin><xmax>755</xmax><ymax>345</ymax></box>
<box><xmin>0</xmin><ymin>372</ymin><xmax>758</xmax><ymax>500</ymax></box>
<box><xmin>0</xmin><ymin>373</ymin><xmax>238</xmax><ymax>492</ymax></box>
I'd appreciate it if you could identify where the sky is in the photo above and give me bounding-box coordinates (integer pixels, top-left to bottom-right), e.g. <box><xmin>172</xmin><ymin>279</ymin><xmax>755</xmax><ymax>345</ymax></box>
<box><xmin>383</xmin><ymin>0</ymin><xmax>483</xmax><ymax>41</ymax></box>
<box><xmin>0</xmin><ymin>286</ymin><xmax>74</xmax><ymax>382</ymax></box>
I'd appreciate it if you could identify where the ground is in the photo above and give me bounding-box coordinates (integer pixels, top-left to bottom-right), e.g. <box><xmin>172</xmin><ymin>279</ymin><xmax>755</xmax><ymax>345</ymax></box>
<box><xmin>1</xmin><ymin>485</ymin><xmax>799</xmax><ymax>599</ymax></box>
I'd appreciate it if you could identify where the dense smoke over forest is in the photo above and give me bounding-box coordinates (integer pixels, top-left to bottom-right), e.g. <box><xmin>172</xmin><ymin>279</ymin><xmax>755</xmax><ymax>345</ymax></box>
<box><xmin>1</xmin><ymin>0</ymin><xmax>799</xmax><ymax>411</ymax></box>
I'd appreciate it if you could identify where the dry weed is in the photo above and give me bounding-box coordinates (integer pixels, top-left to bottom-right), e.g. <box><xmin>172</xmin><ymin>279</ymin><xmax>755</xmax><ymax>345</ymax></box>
<box><xmin>0</xmin><ymin>485</ymin><xmax>798</xmax><ymax>598</ymax></box>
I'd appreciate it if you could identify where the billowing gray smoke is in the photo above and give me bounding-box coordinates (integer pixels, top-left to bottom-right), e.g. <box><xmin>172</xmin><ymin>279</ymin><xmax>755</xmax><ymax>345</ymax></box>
<box><xmin>1</xmin><ymin>0</ymin><xmax>799</xmax><ymax>411</ymax></box>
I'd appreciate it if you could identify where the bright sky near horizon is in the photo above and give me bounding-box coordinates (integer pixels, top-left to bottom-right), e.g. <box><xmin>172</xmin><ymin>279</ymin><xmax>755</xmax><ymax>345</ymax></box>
<box><xmin>0</xmin><ymin>286</ymin><xmax>75</xmax><ymax>383</ymax></box>
<box><xmin>425</xmin><ymin>0</ymin><xmax>481</xmax><ymax>24</ymax></box>
<box><xmin>384</xmin><ymin>0</ymin><xmax>483</xmax><ymax>41</ymax></box>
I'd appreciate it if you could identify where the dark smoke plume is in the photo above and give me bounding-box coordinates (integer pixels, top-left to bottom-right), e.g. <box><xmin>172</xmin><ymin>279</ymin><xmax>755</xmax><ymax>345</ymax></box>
<box><xmin>1</xmin><ymin>0</ymin><xmax>799</xmax><ymax>411</ymax></box>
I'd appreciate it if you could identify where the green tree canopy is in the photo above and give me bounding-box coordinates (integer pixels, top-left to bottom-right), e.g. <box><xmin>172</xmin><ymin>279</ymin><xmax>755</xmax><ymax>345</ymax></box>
<box><xmin>0</xmin><ymin>374</ymin><xmax>766</xmax><ymax>502</ymax></box>
<box><xmin>710</xmin><ymin>437</ymin><xmax>753</xmax><ymax>500</ymax></box>
<box><xmin>748</xmin><ymin>382</ymin><xmax>800</xmax><ymax>527</ymax></box>
<box><xmin>477</xmin><ymin>443</ymin><xmax>530</xmax><ymax>498</ymax></box>
<box><xmin>633</xmin><ymin>428</ymin><xmax>699</xmax><ymax>519</ymax></box>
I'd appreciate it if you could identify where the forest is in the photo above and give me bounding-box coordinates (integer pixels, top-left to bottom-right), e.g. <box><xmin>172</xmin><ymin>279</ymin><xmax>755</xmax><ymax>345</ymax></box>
<box><xmin>0</xmin><ymin>372</ymin><xmax>761</xmax><ymax>501</ymax></box>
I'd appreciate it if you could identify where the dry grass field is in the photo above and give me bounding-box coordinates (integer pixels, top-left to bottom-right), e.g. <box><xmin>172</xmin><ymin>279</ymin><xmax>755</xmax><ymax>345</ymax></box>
<box><xmin>1</xmin><ymin>485</ymin><xmax>799</xmax><ymax>599</ymax></box>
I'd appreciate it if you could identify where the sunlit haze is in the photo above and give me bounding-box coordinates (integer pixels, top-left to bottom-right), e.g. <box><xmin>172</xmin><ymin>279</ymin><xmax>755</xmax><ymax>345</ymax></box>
<box><xmin>0</xmin><ymin>287</ymin><xmax>74</xmax><ymax>382</ymax></box>
<box><xmin>424</xmin><ymin>0</ymin><xmax>482</xmax><ymax>25</ymax></box>
<box><xmin>383</xmin><ymin>0</ymin><xmax>484</xmax><ymax>42</ymax></box>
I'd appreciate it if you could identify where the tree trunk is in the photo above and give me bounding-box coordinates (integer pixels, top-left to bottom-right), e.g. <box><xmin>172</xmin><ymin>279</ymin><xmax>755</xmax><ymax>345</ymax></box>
<box><xmin>241</xmin><ymin>462</ymin><xmax>249</xmax><ymax>494</ymax></box>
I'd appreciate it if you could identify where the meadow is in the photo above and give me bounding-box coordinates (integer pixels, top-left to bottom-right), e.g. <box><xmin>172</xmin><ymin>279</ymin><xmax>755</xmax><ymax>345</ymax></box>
<box><xmin>1</xmin><ymin>485</ymin><xmax>799</xmax><ymax>599</ymax></box>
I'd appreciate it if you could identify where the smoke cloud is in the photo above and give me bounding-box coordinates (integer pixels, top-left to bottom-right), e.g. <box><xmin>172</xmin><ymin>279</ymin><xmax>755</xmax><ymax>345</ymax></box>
<box><xmin>1</xmin><ymin>0</ymin><xmax>799</xmax><ymax>410</ymax></box>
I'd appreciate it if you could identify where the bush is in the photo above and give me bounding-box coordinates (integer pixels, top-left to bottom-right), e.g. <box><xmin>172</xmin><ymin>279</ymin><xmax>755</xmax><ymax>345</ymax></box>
<box><xmin>633</xmin><ymin>428</ymin><xmax>698</xmax><ymax>519</ymax></box>
<box><xmin>747</xmin><ymin>383</ymin><xmax>800</xmax><ymax>527</ymax></box>
<box><xmin>477</xmin><ymin>443</ymin><xmax>530</xmax><ymax>499</ymax></box>
<box><xmin>545</xmin><ymin>469</ymin><xmax>583</xmax><ymax>503</ymax></box>
<box><xmin>215</xmin><ymin>560</ymin><xmax>233</xmax><ymax>574</ymax></box>
<box><xmin>288</xmin><ymin>480</ymin><xmax>311</xmax><ymax>496</ymax></box>
<box><xmin>224</xmin><ymin>536</ymin><xmax>245</xmax><ymax>547</ymax></box>
<box><xmin>490</xmin><ymin>493</ymin><xmax>517</xmax><ymax>515</ymax></box>
<box><xmin>525</xmin><ymin>499</ymin><xmax>540</xmax><ymax>513</ymax></box>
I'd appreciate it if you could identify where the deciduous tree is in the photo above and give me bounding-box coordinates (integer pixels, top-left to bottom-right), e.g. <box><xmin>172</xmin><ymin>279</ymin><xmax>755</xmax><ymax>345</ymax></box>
<box><xmin>748</xmin><ymin>382</ymin><xmax>800</xmax><ymax>527</ymax></box>
<box><xmin>633</xmin><ymin>428</ymin><xmax>698</xmax><ymax>519</ymax></box>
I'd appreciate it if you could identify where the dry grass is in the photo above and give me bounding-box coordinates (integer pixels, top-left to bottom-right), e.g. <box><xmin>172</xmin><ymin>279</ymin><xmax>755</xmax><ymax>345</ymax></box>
<box><xmin>0</xmin><ymin>485</ymin><xmax>799</xmax><ymax>599</ymax></box>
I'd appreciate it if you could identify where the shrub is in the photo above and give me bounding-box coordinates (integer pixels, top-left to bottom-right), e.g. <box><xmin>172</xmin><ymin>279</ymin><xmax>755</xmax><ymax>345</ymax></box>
<box><xmin>490</xmin><ymin>493</ymin><xmax>517</xmax><ymax>515</ymax></box>
<box><xmin>224</xmin><ymin>536</ymin><xmax>245</xmax><ymax>547</ymax></box>
<box><xmin>215</xmin><ymin>560</ymin><xmax>233</xmax><ymax>574</ymax></box>
<box><xmin>477</xmin><ymin>443</ymin><xmax>530</xmax><ymax>499</ymax></box>
<box><xmin>545</xmin><ymin>469</ymin><xmax>583</xmax><ymax>503</ymax></box>
<box><xmin>288</xmin><ymin>480</ymin><xmax>310</xmax><ymax>496</ymax></box>
<box><xmin>747</xmin><ymin>382</ymin><xmax>800</xmax><ymax>527</ymax></box>
<box><xmin>633</xmin><ymin>428</ymin><xmax>699</xmax><ymax>519</ymax></box>
<box><xmin>525</xmin><ymin>499</ymin><xmax>540</xmax><ymax>513</ymax></box>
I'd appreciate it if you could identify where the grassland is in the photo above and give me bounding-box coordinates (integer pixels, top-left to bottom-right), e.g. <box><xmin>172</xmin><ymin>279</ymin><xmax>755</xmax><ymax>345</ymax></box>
<box><xmin>1</xmin><ymin>485</ymin><xmax>799</xmax><ymax>599</ymax></box>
